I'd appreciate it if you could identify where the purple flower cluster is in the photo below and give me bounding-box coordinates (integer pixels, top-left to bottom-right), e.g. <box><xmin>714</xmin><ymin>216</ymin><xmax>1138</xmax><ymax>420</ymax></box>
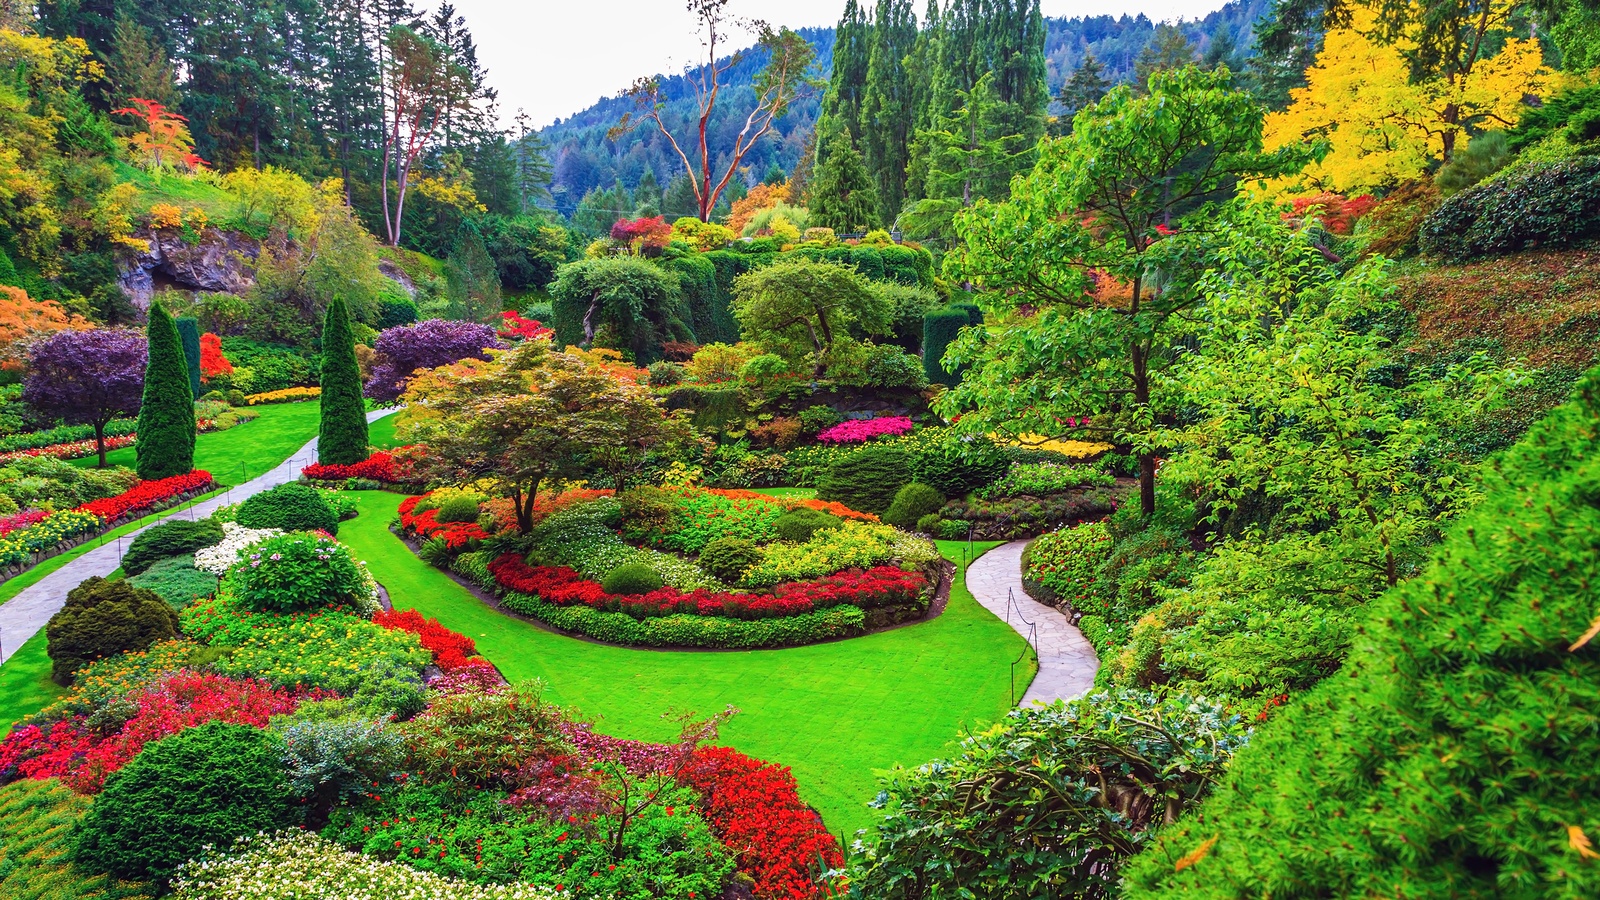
<box><xmin>363</xmin><ymin>318</ymin><xmax>505</xmax><ymax>403</ymax></box>
<box><xmin>815</xmin><ymin>415</ymin><xmax>914</xmax><ymax>445</ymax></box>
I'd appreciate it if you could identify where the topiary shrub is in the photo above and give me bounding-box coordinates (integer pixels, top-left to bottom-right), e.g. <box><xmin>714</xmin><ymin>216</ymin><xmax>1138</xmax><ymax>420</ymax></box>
<box><xmin>699</xmin><ymin>536</ymin><xmax>764</xmax><ymax>584</ymax></box>
<box><xmin>236</xmin><ymin>482</ymin><xmax>339</xmax><ymax>535</ymax></box>
<box><xmin>914</xmin><ymin>437</ymin><xmax>1010</xmax><ymax>496</ymax></box>
<box><xmin>72</xmin><ymin>721</ymin><xmax>299</xmax><ymax>883</ymax></box>
<box><xmin>317</xmin><ymin>296</ymin><xmax>369</xmax><ymax>466</ymax></box>
<box><xmin>883</xmin><ymin>482</ymin><xmax>945</xmax><ymax>530</ymax></box>
<box><xmin>225</xmin><ymin>532</ymin><xmax>370</xmax><ymax>613</ymax></box>
<box><xmin>1419</xmin><ymin>157</ymin><xmax>1600</xmax><ymax>260</ymax></box>
<box><xmin>46</xmin><ymin>576</ymin><xmax>179</xmax><ymax>685</ymax></box>
<box><xmin>136</xmin><ymin>303</ymin><xmax>196</xmax><ymax>480</ymax></box>
<box><xmin>817</xmin><ymin>445</ymin><xmax>913</xmax><ymax>515</ymax></box>
<box><xmin>601</xmin><ymin>562</ymin><xmax>664</xmax><ymax>595</ymax></box>
<box><xmin>121</xmin><ymin>518</ymin><xmax>225</xmax><ymax>575</ymax></box>
<box><xmin>773</xmin><ymin>507</ymin><xmax>843</xmax><ymax>543</ymax></box>
<box><xmin>922</xmin><ymin>308</ymin><xmax>969</xmax><ymax>386</ymax></box>
<box><xmin>432</xmin><ymin>493</ymin><xmax>483</xmax><ymax>524</ymax></box>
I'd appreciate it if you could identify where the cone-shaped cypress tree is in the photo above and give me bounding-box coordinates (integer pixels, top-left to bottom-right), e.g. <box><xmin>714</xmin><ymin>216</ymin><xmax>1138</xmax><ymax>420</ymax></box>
<box><xmin>136</xmin><ymin>303</ymin><xmax>196</xmax><ymax>480</ymax></box>
<box><xmin>175</xmin><ymin>316</ymin><xmax>202</xmax><ymax>398</ymax></box>
<box><xmin>317</xmin><ymin>296</ymin><xmax>368</xmax><ymax>465</ymax></box>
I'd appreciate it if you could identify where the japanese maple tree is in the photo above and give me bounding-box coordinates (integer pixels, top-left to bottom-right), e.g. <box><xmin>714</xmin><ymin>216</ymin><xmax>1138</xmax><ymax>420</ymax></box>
<box><xmin>24</xmin><ymin>328</ymin><xmax>147</xmax><ymax>467</ymax></box>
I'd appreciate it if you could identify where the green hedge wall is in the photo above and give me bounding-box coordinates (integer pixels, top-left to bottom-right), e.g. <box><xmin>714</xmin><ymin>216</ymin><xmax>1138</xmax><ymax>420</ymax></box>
<box><xmin>923</xmin><ymin>308</ymin><xmax>972</xmax><ymax>386</ymax></box>
<box><xmin>500</xmin><ymin>592</ymin><xmax>867</xmax><ymax>648</ymax></box>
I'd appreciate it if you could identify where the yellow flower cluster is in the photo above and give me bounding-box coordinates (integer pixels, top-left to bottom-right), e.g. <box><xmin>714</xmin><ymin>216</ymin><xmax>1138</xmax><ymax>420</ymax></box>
<box><xmin>244</xmin><ymin>386</ymin><xmax>321</xmax><ymax>405</ymax></box>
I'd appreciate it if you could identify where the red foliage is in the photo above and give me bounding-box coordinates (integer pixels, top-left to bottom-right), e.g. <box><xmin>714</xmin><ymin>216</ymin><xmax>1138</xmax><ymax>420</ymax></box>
<box><xmin>373</xmin><ymin>608</ymin><xmax>479</xmax><ymax>671</ymax></box>
<box><xmin>496</xmin><ymin>310</ymin><xmax>555</xmax><ymax>343</ymax></box>
<box><xmin>1287</xmin><ymin>192</ymin><xmax>1378</xmax><ymax>235</ymax></box>
<box><xmin>610</xmin><ymin>216</ymin><xmax>672</xmax><ymax>253</ymax></box>
<box><xmin>487</xmin><ymin>554</ymin><xmax>926</xmax><ymax>621</ymax></box>
<box><xmin>301</xmin><ymin>450</ymin><xmax>417</xmax><ymax>484</ymax></box>
<box><xmin>681</xmin><ymin>745</ymin><xmax>843</xmax><ymax>900</ymax></box>
<box><xmin>76</xmin><ymin>470</ymin><xmax>214</xmax><ymax>522</ymax></box>
<box><xmin>660</xmin><ymin>340</ymin><xmax>700</xmax><ymax>362</ymax></box>
<box><xmin>199</xmin><ymin>332</ymin><xmax>233</xmax><ymax>381</ymax></box>
<box><xmin>397</xmin><ymin>495</ymin><xmax>489</xmax><ymax>549</ymax></box>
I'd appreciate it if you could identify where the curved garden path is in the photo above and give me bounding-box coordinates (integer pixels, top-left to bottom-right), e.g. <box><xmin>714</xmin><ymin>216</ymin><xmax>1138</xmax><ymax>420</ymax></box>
<box><xmin>966</xmin><ymin>540</ymin><xmax>1100</xmax><ymax>705</ymax></box>
<box><xmin>0</xmin><ymin>408</ymin><xmax>398</xmax><ymax>664</ymax></box>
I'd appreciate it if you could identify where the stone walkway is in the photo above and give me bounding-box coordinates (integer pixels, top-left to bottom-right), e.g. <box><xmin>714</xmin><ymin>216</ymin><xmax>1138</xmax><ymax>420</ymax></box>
<box><xmin>966</xmin><ymin>540</ymin><xmax>1100</xmax><ymax>706</ymax></box>
<box><xmin>0</xmin><ymin>408</ymin><xmax>398</xmax><ymax>664</ymax></box>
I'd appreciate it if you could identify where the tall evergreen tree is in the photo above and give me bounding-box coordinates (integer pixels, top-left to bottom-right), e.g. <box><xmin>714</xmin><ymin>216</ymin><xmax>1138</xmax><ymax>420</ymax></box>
<box><xmin>175</xmin><ymin>316</ymin><xmax>202</xmax><ymax>398</ymax></box>
<box><xmin>317</xmin><ymin>296</ymin><xmax>368</xmax><ymax>466</ymax></box>
<box><xmin>634</xmin><ymin>166</ymin><xmax>662</xmax><ymax>217</ymax></box>
<box><xmin>511</xmin><ymin>110</ymin><xmax>555</xmax><ymax>213</ymax></box>
<box><xmin>818</xmin><ymin>0</ymin><xmax>872</xmax><ymax>144</ymax></box>
<box><xmin>1134</xmin><ymin>25</ymin><xmax>1198</xmax><ymax>93</ymax></box>
<box><xmin>860</xmin><ymin>0</ymin><xmax>918</xmax><ymax>223</ymax></box>
<box><xmin>136</xmin><ymin>303</ymin><xmax>196</xmax><ymax>481</ymax></box>
<box><xmin>1054</xmin><ymin>53</ymin><xmax>1110</xmax><ymax>134</ymax></box>
<box><xmin>810</xmin><ymin>130</ymin><xmax>881</xmax><ymax>234</ymax></box>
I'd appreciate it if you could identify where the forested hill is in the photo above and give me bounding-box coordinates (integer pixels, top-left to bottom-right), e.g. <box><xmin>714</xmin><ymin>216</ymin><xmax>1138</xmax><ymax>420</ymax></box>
<box><xmin>538</xmin><ymin>0</ymin><xmax>1270</xmax><ymax>218</ymax></box>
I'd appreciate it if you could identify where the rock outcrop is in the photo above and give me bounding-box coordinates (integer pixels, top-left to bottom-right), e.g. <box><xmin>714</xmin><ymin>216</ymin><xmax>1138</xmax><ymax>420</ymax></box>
<box><xmin>117</xmin><ymin>227</ymin><xmax>267</xmax><ymax>310</ymax></box>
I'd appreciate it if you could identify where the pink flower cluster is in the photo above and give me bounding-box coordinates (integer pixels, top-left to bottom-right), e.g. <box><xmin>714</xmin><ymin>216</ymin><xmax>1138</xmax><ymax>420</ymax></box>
<box><xmin>815</xmin><ymin>415</ymin><xmax>914</xmax><ymax>444</ymax></box>
<box><xmin>0</xmin><ymin>509</ymin><xmax>51</xmax><ymax>536</ymax></box>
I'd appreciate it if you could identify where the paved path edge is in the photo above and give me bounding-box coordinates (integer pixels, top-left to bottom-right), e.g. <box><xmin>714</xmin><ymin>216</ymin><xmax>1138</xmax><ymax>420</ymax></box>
<box><xmin>965</xmin><ymin>540</ymin><xmax>1100</xmax><ymax>706</ymax></box>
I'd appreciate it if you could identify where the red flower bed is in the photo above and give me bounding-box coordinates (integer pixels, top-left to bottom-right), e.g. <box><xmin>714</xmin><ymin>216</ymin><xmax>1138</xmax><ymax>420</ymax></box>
<box><xmin>0</xmin><ymin>434</ymin><xmax>138</xmax><ymax>464</ymax></box>
<box><xmin>0</xmin><ymin>509</ymin><xmax>51</xmax><ymax>536</ymax></box>
<box><xmin>0</xmin><ymin>671</ymin><xmax>323</xmax><ymax>793</ymax></box>
<box><xmin>301</xmin><ymin>450</ymin><xmax>418</xmax><ymax>484</ymax></box>
<box><xmin>681</xmin><ymin>746</ymin><xmax>843</xmax><ymax>900</ymax></box>
<box><xmin>397</xmin><ymin>496</ymin><xmax>489</xmax><ymax>549</ymax></box>
<box><xmin>76</xmin><ymin>470</ymin><xmax>214</xmax><ymax>522</ymax></box>
<box><xmin>488</xmin><ymin>554</ymin><xmax>925</xmax><ymax>621</ymax></box>
<box><xmin>373</xmin><ymin>608</ymin><xmax>479</xmax><ymax>670</ymax></box>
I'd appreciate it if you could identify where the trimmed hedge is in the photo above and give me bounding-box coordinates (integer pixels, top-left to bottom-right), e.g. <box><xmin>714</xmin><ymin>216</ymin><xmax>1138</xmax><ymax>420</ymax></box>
<box><xmin>500</xmin><ymin>592</ymin><xmax>867</xmax><ymax>648</ymax></box>
<box><xmin>883</xmin><ymin>482</ymin><xmax>945</xmax><ymax>529</ymax></box>
<box><xmin>236</xmin><ymin>482</ymin><xmax>339</xmax><ymax>535</ymax></box>
<box><xmin>817</xmin><ymin>445</ymin><xmax>914</xmax><ymax>515</ymax></box>
<box><xmin>317</xmin><ymin>296</ymin><xmax>369</xmax><ymax>466</ymax></box>
<box><xmin>922</xmin><ymin>308</ymin><xmax>970</xmax><ymax>386</ymax></box>
<box><xmin>601</xmin><ymin>562</ymin><xmax>664</xmax><ymax>595</ymax></box>
<box><xmin>120</xmin><ymin>518</ymin><xmax>224</xmax><ymax>575</ymax></box>
<box><xmin>1419</xmin><ymin>157</ymin><xmax>1600</xmax><ymax>260</ymax></box>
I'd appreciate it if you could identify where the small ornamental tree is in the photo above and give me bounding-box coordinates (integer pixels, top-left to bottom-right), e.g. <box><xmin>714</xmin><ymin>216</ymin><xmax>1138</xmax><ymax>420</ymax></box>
<box><xmin>317</xmin><ymin>296</ymin><xmax>368</xmax><ymax>465</ymax></box>
<box><xmin>175</xmin><ymin>316</ymin><xmax>202</xmax><ymax>398</ymax></box>
<box><xmin>136</xmin><ymin>303</ymin><xmax>196</xmax><ymax>480</ymax></box>
<box><xmin>198</xmin><ymin>332</ymin><xmax>233</xmax><ymax>382</ymax></box>
<box><xmin>732</xmin><ymin>258</ymin><xmax>886</xmax><ymax>378</ymax></box>
<box><xmin>23</xmin><ymin>328</ymin><xmax>146</xmax><ymax>467</ymax></box>
<box><xmin>363</xmin><ymin>318</ymin><xmax>503</xmax><ymax>403</ymax></box>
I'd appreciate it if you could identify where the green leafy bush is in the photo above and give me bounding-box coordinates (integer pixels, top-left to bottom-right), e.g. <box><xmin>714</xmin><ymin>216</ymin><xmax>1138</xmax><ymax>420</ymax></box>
<box><xmin>912</xmin><ymin>437</ymin><xmax>1009</xmax><ymax>496</ymax></box>
<box><xmin>274</xmin><ymin>713</ymin><xmax>405</xmax><ymax>821</ymax></box>
<box><xmin>600</xmin><ymin>562</ymin><xmax>664</xmax><ymax>595</ymax></box>
<box><xmin>817</xmin><ymin>445</ymin><xmax>913</xmax><ymax>514</ymax></box>
<box><xmin>46</xmin><ymin>577</ymin><xmax>180</xmax><ymax>685</ymax></box>
<box><xmin>501</xmin><ymin>592</ymin><xmax>868</xmax><ymax>649</ymax></box>
<box><xmin>432</xmin><ymin>494</ymin><xmax>483</xmax><ymax>524</ymax></box>
<box><xmin>922</xmin><ymin>307</ymin><xmax>970</xmax><ymax>386</ymax></box>
<box><xmin>646</xmin><ymin>360</ymin><xmax>683</xmax><ymax>386</ymax></box>
<box><xmin>1023</xmin><ymin>522</ymin><xmax>1113</xmax><ymax>613</ymax></box>
<box><xmin>127</xmin><ymin>555</ymin><xmax>219</xmax><ymax>609</ymax></box>
<box><xmin>1419</xmin><ymin>157</ymin><xmax>1600</xmax><ymax>260</ymax></box>
<box><xmin>935</xmin><ymin>518</ymin><xmax>970</xmax><ymax>540</ymax></box>
<box><xmin>915</xmin><ymin>513</ymin><xmax>943</xmax><ymax>534</ymax></box>
<box><xmin>1121</xmin><ymin>365</ymin><xmax>1600</xmax><ymax>900</ymax></box>
<box><xmin>0</xmin><ymin>778</ymin><xmax>154</xmax><ymax>900</ymax></box>
<box><xmin>772</xmin><ymin>507</ymin><xmax>842</xmax><ymax>542</ymax></box>
<box><xmin>853</xmin><ymin>690</ymin><xmax>1249</xmax><ymax>900</ymax></box>
<box><xmin>73</xmin><ymin>722</ymin><xmax>300</xmax><ymax>883</ymax></box>
<box><xmin>211</xmin><ymin>612</ymin><xmax>429</xmax><ymax>695</ymax></box>
<box><xmin>121</xmin><ymin>519</ymin><xmax>225</xmax><ymax>576</ymax></box>
<box><xmin>698</xmin><ymin>536</ymin><xmax>763</xmax><ymax>583</ymax></box>
<box><xmin>797</xmin><ymin>403</ymin><xmax>842</xmax><ymax>435</ymax></box>
<box><xmin>236</xmin><ymin>483</ymin><xmax>339</xmax><ymax>535</ymax></box>
<box><xmin>224</xmin><ymin>532</ymin><xmax>370</xmax><ymax>613</ymax></box>
<box><xmin>400</xmin><ymin>683</ymin><xmax>568</xmax><ymax>789</ymax></box>
<box><xmin>883</xmin><ymin>482</ymin><xmax>945</xmax><ymax>529</ymax></box>
<box><xmin>977</xmin><ymin>462</ymin><xmax>1116</xmax><ymax>500</ymax></box>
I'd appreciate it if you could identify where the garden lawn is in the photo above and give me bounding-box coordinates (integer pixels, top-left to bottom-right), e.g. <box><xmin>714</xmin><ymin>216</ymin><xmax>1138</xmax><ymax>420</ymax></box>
<box><xmin>339</xmin><ymin>490</ymin><xmax>1033</xmax><ymax>835</ymax></box>
<box><xmin>366</xmin><ymin>411</ymin><xmax>403</xmax><ymax>450</ymax></box>
<box><xmin>68</xmin><ymin>401</ymin><xmax>323</xmax><ymax>486</ymax></box>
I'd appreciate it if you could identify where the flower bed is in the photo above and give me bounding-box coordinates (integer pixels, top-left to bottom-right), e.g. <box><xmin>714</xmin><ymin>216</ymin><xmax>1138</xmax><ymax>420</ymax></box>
<box><xmin>244</xmin><ymin>386</ymin><xmax>320</xmax><ymax>405</ymax></box>
<box><xmin>79</xmin><ymin>471</ymin><xmax>215</xmax><ymax>523</ymax></box>
<box><xmin>0</xmin><ymin>433</ymin><xmax>138</xmax><ymax>464</ymax></box>
<box><xmin>398</xmin><ymin>496</ymin><xmax>491</xmax><ymax>549</ymax></box>
<box><xmin>0</xmin><ymin>419</ymin><xmax>137</xmax><ymax>453</ymax></box>
<box><xmin>300</xmin><ymin>450</ymin><xmax>420</xmax><ymax>485</ymax></box>
<box><xmin>0</xmin><ymin>471</ymin><xmax>216</xmax><ymax>570</ymax></box>
<box><xmin>815</xmin><ymin>415</ymin><xmax>914</xmax><ymax>444</ymax></box>
<box><xmin>373</xmin><ymin>608</ymin><xmax>480</xmax><ymax>670</ymax></box>
<box><xmin>499</xmin><ymin>593</ymin><xmax>868</xmax><ymax>649</ymax></box>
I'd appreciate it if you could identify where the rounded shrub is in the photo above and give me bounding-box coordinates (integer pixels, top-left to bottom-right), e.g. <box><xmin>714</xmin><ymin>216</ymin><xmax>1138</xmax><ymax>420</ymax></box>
<box><xmin>46</xmin><ymin>577</ymin><xmax>179</xmax><ymax>685</ymax></box>
<box><xmin>699</xmin><ymin>537</ymin><xmax>764</xmax><ymax>584</ymax></box>
<box><xmin>236</xmin><ymin>482</ymin><xmax>339</xmax><ymax>535</ymax></box>
<box><xmin>72</xmin><ymin>721</ymin><xmax>299</xmax><ymax>883</ymax></box>
<box><xmin>914</xmin><ymin>438</ymin><xmax>1010</xmax><ymax>496</ymax></box>
<box><xmin>121</xmin><ymin>518</ymin><xmax>225</xmax><ymax>576</ymax></box>
<box><xmin>1418</xmin><ymin>157</ymin><xmax>1600</xmax><ymax>260</ymax></box>
<box><xmin>226</xmin><ymin>532</ymin><xmax>369</xmax><ymax>613</ymax></box>
<box><xmin>817</xmin><ymin>445</ymin><xmax>913</xmax><ymax>515</ymax></box>
<box><xmin>773</xmin><ymin>507</ymin><xmax>843</xmax><ymax>543</ymax></box>
<box><xmin>916</xmin><ymin>513</ymin><xmax>943</xmax><ymax>535</ymax></box>
<box><xmin>432</xmin><ymin>494</ymin><xmax>483</xmax><ymax>524</ymax></box>
<box><xmin>884</xmin><ymin>482</ymin><xmax>945</xmax><ymax>529</ymax></box>
<box><xmin>601</xmin><ymin>562</ymin><xmax>664</xmax><ymax>595</ymax></box>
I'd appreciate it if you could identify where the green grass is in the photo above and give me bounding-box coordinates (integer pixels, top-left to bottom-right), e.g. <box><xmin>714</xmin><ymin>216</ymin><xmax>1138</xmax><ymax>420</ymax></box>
<box><xmin>69</xmin><ymin>401</ymin><xmax>323</xmax><ymax>485</ymax></box>
<box><xmin>367</xmin><ymin>412</ymin><xmax>403</xmax><ymax>450</ymax></box>
<box><xmin>752</xmin><ymin>486</ymin><xmax>818</xmax><ymax>498</ymax></box>
<box><xmin>0</xmin><ymin>779</ymin><xmax>153</xmax><ymax>899</ymax></box>
<box><xmin>115</xmin><ymin>161</ymin><xmax>242</xmax><ymax>226</ymax></box>
<box><xmin>339</xmin><ymin>490</ymin><xmax>1033</xmax><ymax>834</ymax></box>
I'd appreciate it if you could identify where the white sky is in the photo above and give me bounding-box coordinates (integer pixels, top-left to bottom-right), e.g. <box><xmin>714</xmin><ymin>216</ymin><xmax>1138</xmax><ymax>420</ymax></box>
<box><xmin>448</xmin><ymin>0</ymin><xmax>1232</xmax><ymax>129</ymax></box>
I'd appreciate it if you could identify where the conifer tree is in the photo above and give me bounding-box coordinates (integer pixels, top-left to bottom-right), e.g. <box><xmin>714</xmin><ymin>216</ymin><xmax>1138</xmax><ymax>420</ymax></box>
<box><xmin>860</xmin><ymin>0</ymin><xmax>918</xmax><ymax>222</ymax></box>
<box><xmin>136</xmin><ymin>303</ymin><xmax>196</xmax><ymax>480</ymax></box>
<box><xmin>317</xmin><ymin>296</ymin><xmax>368</xmax><ymax>466</ymax></box>
<box><xmin>818</xmin><ymin>0</ymin><xmax>872</xmax><ymax>145</ymax></box>
<box><xmin>810</xmin><ymin>130</ymin><xmax>881</xmax><ymax>233</ymax></box>
<box><xmin>1054</xmin><ymin>53</ymin><xmax>1110</xmax><ymax>133</ymax></box>
<box><xmin>633</xmin><ymin>166</ymin><xmax>662</xmax><ymax>217</ymax></box>
<box><xmin>175</xmin><ymin>316</ymin><xmax>202</xmax><ymax>399</ymax></box>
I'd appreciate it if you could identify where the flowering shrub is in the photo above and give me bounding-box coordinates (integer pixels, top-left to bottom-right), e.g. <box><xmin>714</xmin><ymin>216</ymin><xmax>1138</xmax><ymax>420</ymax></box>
<box><xmin>193</xmin><ymin>521</ymin><xmax>282</xmax><ymax>575</ymax></box>
<box><xmin>224</xmin><ymin>532</ymin><xmax>370</xmax><ymax>613</ymax></box>
<box><xmin>0</xmin><ymin>509</ymin><xmax>103</xmax><ymax>568</ymax></box>
<box><xmin>816</xmin><ymin>415</ymin><xmax>914</xmax><ymax>445</ymax></box>
<box><xmin>398</xmin><ymin>495</ymin><xmax>490</xmax><ymax>550</ymax></box>
<box><xmin>244</xmin><ymin>386</ymin><xmax>320</xmax><ymax>405</ymax></box>
<box><xmin>427</xmin><ymin>657</ymin><xmax>504</xmax><ymax>694</ymax></box>
<box><xmin>174</xmin><ymin>830</ymin><xmax>566</xmax><ymax>899</ymax></box>
<box><xmin>78</xmin><ymin>470</ymin><xmax>214</xmax><ymax>522</ymax></box>
<box><xmin>199</xmin><ymin>332</ymin><xmax>233</xmax><ymax>381</ymax></box>
<box><xmin>301</xmin><ymin>450</ymin><xmax>417</xmax><ymax>484</ymax></box>
<box><xmin>741</xmin><ymin>520</ymin><xmax>903</xmax><ymax>587</ymax></box>
<box><xmin>1024</xmin><ymin>521</ymin><xmax>1114</xmax><ymax>615</ymax></box>
<box><xmin>528</xmin><ymin>498</ymin><xmax>719</xmax><ymax>590</ymax></box>
<box><xmin>373</xmin><ymin>608</ymin><xmax>479</xmax><ymax>670</ymax></box>
<box><xmin>976</xmin><ymin>462</ymin><xmax>1117</xmax><ymax>500</ymax></box>
<box><xmin>212</xmin><ymin>612</ymin><xmax>430</xmax><ymax>693</ymax></box>
<box><xmin>625</xmin><ymin>488</ymin><xmax>786</xmax><ymax>554</ymax></box>
<box><xmin>31</xmin><ymin>639</ymin><xmax>204</xmax><ymax>726</ymax></box>
<box><xmin>489</xmin><ymin>554</ymin><xmax>924</xmax><ymax>621</ymax></box>
<box><xmin>496</xmin><ymin>310</ymin><xmax>554</xmax><ymax>342</ymax></box>
<box><xmin>0</xmin><ymin>433</ymin><xmax>137</xmax><ymax>464</ymax></box>
<box><xmin>0</xmin><ymin>508</ymin><xmax>51</xmax><ymax>536</ymax></box>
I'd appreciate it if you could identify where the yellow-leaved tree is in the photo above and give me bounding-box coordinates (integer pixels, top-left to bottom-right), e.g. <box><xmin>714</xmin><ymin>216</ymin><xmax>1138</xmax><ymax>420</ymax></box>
<box><xmin>1263</xmin><ymin>5</ymin><xmax>1551</xmax><ymax>194</ymax></box>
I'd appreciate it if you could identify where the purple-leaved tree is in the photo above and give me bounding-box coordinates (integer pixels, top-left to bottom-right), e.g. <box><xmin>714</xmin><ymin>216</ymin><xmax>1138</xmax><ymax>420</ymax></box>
<box><xmin>364</xmin><ymin>318</ymin><xmax>504</xmax><ymax>403</ymax></box>
<box><xmin>24</xmin><ymin>328</ymin><xmax>148</xmax><ymax>467</ymax></box>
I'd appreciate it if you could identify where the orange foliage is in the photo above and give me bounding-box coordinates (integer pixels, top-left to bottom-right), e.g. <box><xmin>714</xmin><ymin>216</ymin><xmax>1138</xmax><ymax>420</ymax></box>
<box><xmin>199</xmin><ymin>332</ymin><xmax>233</xmax><ymax>381</ymax></box>
<box><xmin>727</xmin><ymin>182</ymin><xmax>791</xmax><ymax>234</ymax></box>
<box><xmin>1286</xmin><ymin>193</ymin><xmax>1377</xmax><ymax>234</ymax></box>
<box><xmin>0</xmin><ymin>285</ymin><xmax>90</xmax><ymax>368</ymax></box>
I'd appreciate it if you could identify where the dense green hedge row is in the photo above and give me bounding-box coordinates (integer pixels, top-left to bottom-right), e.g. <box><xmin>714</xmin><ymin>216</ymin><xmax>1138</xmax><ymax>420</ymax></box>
<box><xmin>498</xmin><ymin>591</ymin><xmax>868</xmax><ymax>649</ymax></box>
<box><xmin>1420</xmin><ymin>157</ymin><xmax>1600</xmax><ymax>260</ymax></box>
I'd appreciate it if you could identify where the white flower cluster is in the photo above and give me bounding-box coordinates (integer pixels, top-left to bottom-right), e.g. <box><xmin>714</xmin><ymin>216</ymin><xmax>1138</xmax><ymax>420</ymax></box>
<box><xmin>174</xmin><ymin>831</ymin><xmax>571</xmax><ymax>900</ymax></box>
<box><xmin>353</xmin><ymin>560</ymin><xmax>382</xmax><ymax>616</ymax></box>
<box><xmin>192</xmin><ymin>522</ymin><xmax>282</xmax><ymax>576</ymax></box>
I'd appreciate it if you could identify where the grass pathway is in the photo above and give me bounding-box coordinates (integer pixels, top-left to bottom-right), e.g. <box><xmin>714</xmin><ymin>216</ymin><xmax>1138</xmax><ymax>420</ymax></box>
<box><xmin>339</xmin><ymin>490</ymin><xmax>1033</xmax><ymax>835</ymax></box>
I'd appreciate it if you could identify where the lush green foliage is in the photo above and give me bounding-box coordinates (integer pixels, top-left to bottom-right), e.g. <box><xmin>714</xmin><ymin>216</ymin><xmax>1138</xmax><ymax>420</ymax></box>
<box><xmin>1122</xmin><ymin>365</ymin><xmax>1600</xmax><ymax>900</ymax></box>
<box><xmin>977</xmin><ymin>462</ymin><xmax>1115</xmax><ymax>500</ymax></box>
<box><xmin>316</xmin><ymin>297</ymin><xmax>369</xmax><ymax>466</ymax></box>
<box><xmin>1024</xmin><ymin>521</ymin><xmax>1113</xmax><ymax>613</ymax></box>
<box><xmin>46</xmin><ymin>577</ymin><xmax>179</xmax><ymax>685</ymax></box>
<box><xmin>501</xmin><ymin>591</ymin><xmax>869</xmax><ymax>649</ymax></box>
<box><xmin>1420</xmin><ymin>157</ymin><xmax>1600</xmax><ymax>260</ymax></box>
<box><xmin>235</xmin><ymin>482</ymin><xmax>339</xmax><ymax>534</ymax></box>
<box><xmin>120</xmin><ymin>518</ymin><xmax>224</xmax><ymax>575</ymax></box>
<box><xmin>549</xmin><ymin>256</ymin><xmax>687</xmax><ymax>363</ymax></box>
<box><xmin>697</xmin><ymin>536</ymin><xmax>764</xmax><ymax>584</ymax></box>
<box><xmin>853</xmin><ymin>690</ymin><xmax>1249</xmax><ymax>900</ymax></box>
<box><xmin>398</xmin><ymin>683</ymin><xmax>568</xmax><ymax>789</ymax></box>
<box><xmin>223</xmin><ymin>532</ymin><xmax>369</xmax><ymax>613</ymax></box>
<box><xmin>135</xmin><ymin>304</ymin><xmax>197</xmax><ymax>480</ymax></box>
<box><xmin>921</xmin><ymin>307</ymin><xmax>970</xmax><ymax>386</ymax></box>
<box><xmin>601</xmin><ymin>561</ymin><xmax>665</xmax><ymax>595</ymax></box>
<box><xmin>771</xmin><ymin>507</ymin><xmax>842</xmax><ymax>543</ymax></box>
<box><xmin>126</xmin><ymin>555</ymin><xmax>218</xmax><ymax>609</ymax></box>
<box><xmin>882</xmin><ymin>482</ymin><xmax>945</xmax><ymax>529</ymax></box>
<box><xmin>0</xmin><ymin>779</ymin><xmax>152</xmax><ymax>900</ymax></box>
<box><xmin>816</xmin><ymin>444</ymin><xmax>912</xmax><ymax>514</ymax></box>
<box><xmin>72</xmin><ymin>722</ymin><xmax>300</xmax><ymax>883</ymax></box>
